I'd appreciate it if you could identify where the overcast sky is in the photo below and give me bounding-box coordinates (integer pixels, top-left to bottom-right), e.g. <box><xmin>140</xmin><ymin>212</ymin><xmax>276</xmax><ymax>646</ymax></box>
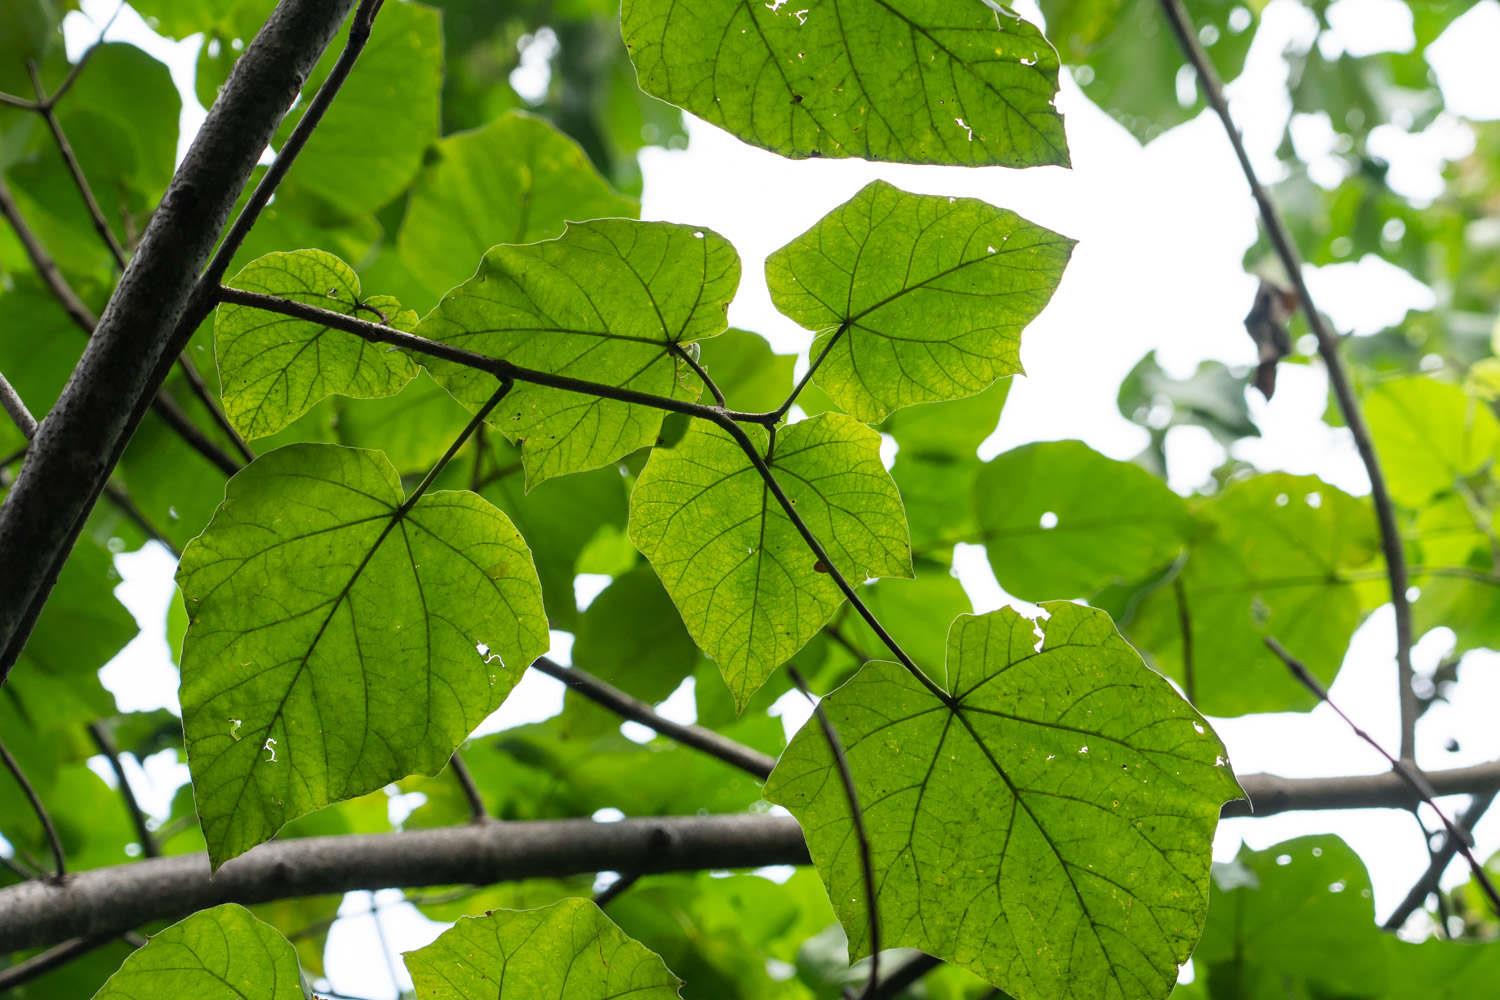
<box><xmin>48</xmin><ymin>0</ymin><xmax>1500</xmax><ymax>995</ymax></box>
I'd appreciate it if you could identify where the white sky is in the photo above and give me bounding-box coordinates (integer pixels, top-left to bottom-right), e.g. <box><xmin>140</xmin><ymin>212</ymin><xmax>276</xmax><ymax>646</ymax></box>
<box><xmin>45</xmin><ymin>0</ymin><xmax>1500</xmax><ymax>995</ymax></box>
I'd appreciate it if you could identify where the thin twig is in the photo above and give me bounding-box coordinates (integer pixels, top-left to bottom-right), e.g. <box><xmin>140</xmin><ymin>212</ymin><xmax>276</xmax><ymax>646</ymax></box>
<box><xmin>0</xmin><ymin>930</ymin><xmax>144</xmax><ymax>992</ymax></box>
<box><xmin>867</xmin><ymin>954</ymin><xmax>941</xmax><ymax>1000</ymax></box>
<box><xmin>214</xmin><ymin>288</ymin><xmax>745</xmax><ymax>425</ymax></box>
<box><xmin>0</xmin><ymin>737</ymin><xmax>65</xmax><ymax>880</ymax></box>
<box><xmin>1264</xmin><ymin>636</ymin><xmax>1500</xmax><ymax>917</ymax></box>
<box><xmin>1</xmin><ymin>371</ymin><xmax>38</xmax><ymax>437</ymax></box>
<box><xmin>788</xmin><ymin>664</ymin><xmax>880</xmax><ymax>998</ymax></box>
<box><xmin>36</xmin><ymin>2</ymin><xmax>125</xmax><ymax>109</ymax></box>
<box><xmin>1173</xmin><ymin>575</ymin><xmax>1196</xmax><ymax>704</ymax></box>
<box><xmin>1161</xmin><ymin>0</ymin><xmax>1418</xmax><ymax>761</ymax></box>
<box><xmin>87</xmin><ymin>722</ymin><xmax>160</xmax><ymax>858</ymax></box>
<box><xmin>592</xmin><ymin>871</ymin><xmax>641</xmax><ymax>908</ymax></box>
<box><xmin>1384</xmin><ymin>790</ymin><xmax>1498</xmax><ymax>931</ymax></box>
<box><xmin>197</xmin><ymin>0</ymin><xmax>387</xmax><ymax>296</ymax></box>
<box><xmin>172</xmin><ymin>354</ymin><xmax>255</xmax><ymax>464</ymax></box>
<box><xmin>0</xmin><ymin>177</ymin><xmax>243</xmax><ymax>477</ymax></box>
<box><xmin>530</xmin><ymin>656</ymin><xmax>776</xmax><ymax>780</ymax></box>
<box><xmin>102</xmin><ymin>481</ymin><xmax>181</xmax><ymax>557</ymax></box>
<box><xmin>20</xmin><ymin>63</ymin><xmax>253</xmax><ymax>466</ymax></box>
<box><xmin>0</xmin><ymin>174</ymin><xmax>99</xmax><ymax>333</ymax></box>
<box><xmin>28</xmin><ymin>63</ymin><xmax>129</xmax><ymax>268</ymax></box>
<box><xmin>0</xmin><ymin>382</ymin><xmax>165</xmax><ymax>556</ymax></box>
<box><xmin>673</xmin><ymin>343</ymin><xmax>727</xmax><ymax>407</ymax></box>
<box><xmin>448</xmin><ymin>751</ymin><xmax>490</xmax><ymax>824</ymax></box>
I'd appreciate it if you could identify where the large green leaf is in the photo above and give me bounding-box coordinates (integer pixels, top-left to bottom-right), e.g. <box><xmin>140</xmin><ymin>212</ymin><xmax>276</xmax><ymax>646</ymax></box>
<box><xmin>274</xmin><ymin>0</ymin><xmax>442</xmax><ymax>216</ymax></box>
<box><xmin>216</xmin><ymin>250</ymin><xmax>419</xmax><ymax>439</ymax></box>
<box><xmin>767</xmin><ymin>603</ymin><xmax>1240</xmax><ymax>1000</ymax></box>
<box><xmin>767</xmin><ymin>181</ymin><xmax>1073</xmax><ymax>421</ymax></box>
<box><xmin>573</xmin><ymin>564</ymin><xmax>698</xmax><ymax>702</ymax></box>
<box><xmin>177</xmin><ymin>444</ymin><xmax>549</xmax><ymax>865</ymax></box>
<box><xmin>403</xmin><ymin>898</ymin><xmax>683</xmax><ymax>998</ymax></box>
<box><xmin>397</xmin><ymin>111</ymin><xmax>639</xmax><ymax>301</ymax></box>
<box><xmin>417</xmin><ymin>219</ymin><xmax>738</xmax><ymax>485</ymax></box>
<box><xmin>621</xmin><ymin>0</ymin><xmax>1069</xmax><ymax>167</ymax></box>
<box><xmin>1364</xmin><ymin>376</ymin><xmax>1500</xmax><ymax>508</ymax></box>
<box><xmin>630</xmin><ymin>413</ymin><xmax>911</xmax><ymax>708</ymax></box>
<box><xmin>886</xmin><ymin>380</ymin><xmax>1010</xmax><ymax>552</ymax></box>
<box><xmin>1195</xmin><ymin>837</ymin><xmax>1385</xmax><ymax>999</ymax></box>
<box><xmin>1126</xmin><ymin>474</ymin><xmax>1380</xmax><ymax>715</ymax></box>
<box><xmin>976</xmin><ymin>440</ymin><xmax>1192</xmax><ymax>599</ymax></box>
<box><xmin>91</xmin><ymin>904</ymin><xmax>306</xmax><ymax>999</ymax></box>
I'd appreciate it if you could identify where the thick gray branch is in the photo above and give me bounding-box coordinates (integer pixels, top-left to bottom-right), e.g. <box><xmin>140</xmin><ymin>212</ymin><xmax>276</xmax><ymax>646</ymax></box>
<box><xmin>0</xmin><ymin>815</ymin><xmax>808</xmax><ymax>951</ymax></box>
<box><xmin>0</xmin><ymin>0</ymin><xmax>359</xmax><ymax>680</ymax></box>
<box><xmin>4</xmin><ymin>761</ymin><xmax>1500</xmax><ymax>953</ymax></box>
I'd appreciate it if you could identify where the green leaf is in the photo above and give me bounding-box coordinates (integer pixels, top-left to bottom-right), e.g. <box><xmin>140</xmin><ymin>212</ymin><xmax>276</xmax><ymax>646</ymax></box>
<box><xmin>886</xmin><ymin>380</ymin><xmax>1010</xmax><ymax>552</ymax></box>
<box><xmin>275</xmin><ymin>0</ymin><xmax>442</xmax><ymax>216</ymax></box>
<box><xmin>766</xmin><ymin>602</ymin><xmax>1240</xmax><ymax>1000</ymax></box>
<box><xmin>1126</xmin><ymin>474</ymin><xmax>1380</xmax><ymax>715</ymax></box>
<box><xmin>975</xmin><ymin>440</ymin><xmax>1192</xmax><ymax>599</ymax></box>
<box><xmin>1195</xmin><ymin>837</ymin><xmax>1386</xmax><ymax>999</ymax></box>
<box><xmin>177</xmin><ymin>444</ymin><xmax>549</xmax><ymax>866</ymax></box>
<box><xmin>418</xmin><ymin>219</ymin><xmax>739</xmax><ymax>485</ymax></box>
<box><xmin>397</xmin><ymin>111</ymin><xmax>639</xmax><ymax>301</ymax></box>
<box><xmin>767</xmin><ymin>181</ymin><xmax>1072</xmax><ymax>422</ymax></box>
<box><xmin>573</xmin><ymin>564</ymin><xmax>698</xmax><ymax>702</ymax></box>
<box><xmin>621</xmin><ymin>0</ymin><xmax>1069</xmax><ymax>167</ymax></box>
<box><xmin>1039</xmin><ymin>0</ymin><xmax>1259</xmax><ymax>143</ymax></box>
<box><xmin>91</xmin><ymin>903</ymin><xmax>306</xmax><ymax>999</ymax></box>
<box><xmin>216</xmin><ymin>250</ymin><xmax>419</xmax><ymax>439</ymax></box>
<box><xmin>336</xmin><ymin>370</ymin><xmax>473</xmax><ymax>474</ymax></box>
<box><xmin>403</xmin><ymin>897</ymin><xmax>683</xmax><ymax>999</ymax></box>
<box><xmin>1364</xmin><ymin>375</ymin><xmax>1500</xmax><ymax>508</ymax></box>
<box><xmin>604</xmin><ymin>871</ymin><xmax>838</xmax><ymax>1000</ymax></box>
<box><xmin>479</xmin><ymin>454</ymin><xmax>630</xmax><ymax>628</ymax></box>
<box><xmin>630</xmin><ymin>413</ymin><xmax>911</xmax><ymax>708</ymax></box>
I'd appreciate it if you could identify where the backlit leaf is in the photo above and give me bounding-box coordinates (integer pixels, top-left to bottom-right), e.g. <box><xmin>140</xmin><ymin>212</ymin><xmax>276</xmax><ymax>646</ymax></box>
<box><xmin>404</xmin><ymin>898</ymin><xmax>682</xmax><ymax>999</ymax></box>
<box><xmin>1364</xmin><ymin>376</ymin><xmax>1500</xmax><ymax>508</ymax></box>
<box><xmin>976</xmin><ymin>440</ymin><xmax>1192</xmax><ymax>599</ymax></box>
<box><xmin>91</xmin><ymin>904</ymin><xmax>305</xmax><ymax>1000</ymax></box>
<box><xmin>177</xmin><ymin>444</ymin><xmax>548</xmax><ymax>865</ymax></box>
<box><xmin>630</xmin><ymin>413</ymin><xmax>911</xmax><ymax>708</ymax></box>
<box><xmin>767</xmin><ymin>180</ymin><xmax>1072</xmax><ymax>421</ymax></box>
<box><xmin>216</xmin><ymin>250</ymin><xmax>418</xmax><ymax>439</ymax></box>
<box><xmin>767</xmin><ymin>602</ymin><xmax>1240</xmax><ymax>1000</ymax></box>
<box><xmin>621</xmin><ymin>0</ymin><xmax>1069</xmax><ymax>167</ymax></box>
<box><xmin>417</xmin><ymin>219</ymin><xmax>738</xmax><ymax>485</ymax></box>
<box><xmin>396</xmin><ymin>112</ymin><xmax>639</xmax><ymax>301</ymax></box>
<box><xmin>1126</xmin><ymin>474</ymin><xmax>1380</xmax><ymax>715</ymax></box>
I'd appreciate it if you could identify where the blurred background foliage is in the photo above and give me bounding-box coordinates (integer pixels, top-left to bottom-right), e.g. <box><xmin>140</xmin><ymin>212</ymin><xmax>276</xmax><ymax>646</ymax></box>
<box><xmin>4</xmin><ymin>0</ymin><xmax>1500</xmax><ymax>997</ymax></box>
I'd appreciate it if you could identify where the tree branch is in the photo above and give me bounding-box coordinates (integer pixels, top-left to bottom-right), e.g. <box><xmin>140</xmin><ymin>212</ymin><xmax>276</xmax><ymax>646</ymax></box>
<box><xmin>0</xmin><ymin>815</ymin><xmax>809</xmax><ymax>952</ymax></box>
<box><xmin>86</xmin><ymin>722</ymin><xmax>160</xmax><ymax>859</ymax></box>
<box><xmin>1265</xmin><ymin>637</ymin><xmax>1500</xmax><ymax>917</ymax></box>
<box><xmin>530</xmin><ymin>656</ymin><xmax>777</xmax><ymax>780</ymax></box>
<box><xmin>449</xmin><ymin>751</ymin><xmax>490</xmax><ymax>824</ymax></box>
<box><xmin>1</xmin><ymin>755</ymin><xmax>1499</xmax><ymax>955</ymax></box>
<box><xmin>1160</xmin><ymin>0</ymin><xmax>1418</xmax><ymax>762</ymax></box>
<box><xmin>1384</xmin><ymin>790</ymin><xmax>1497</xmax><ymax>931</ymax></box>
<box><xmin>0</xmin><ymin>0</ymin><xmax>363</xmax><ymax>681</ymax></box>
<box><xmin>789</xmin><ymin>665</ymin><xmax>880</xmax><ymax>997</ymax></box>
<box><xmin>0</xmin><ymin>930</ymin><xmax>145</xmax><ymax>993</ymax></box>
<box><xmin>0</xmin><ymin>736</ymin><xmax>65</xmax><ymax>880</ymax></box>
